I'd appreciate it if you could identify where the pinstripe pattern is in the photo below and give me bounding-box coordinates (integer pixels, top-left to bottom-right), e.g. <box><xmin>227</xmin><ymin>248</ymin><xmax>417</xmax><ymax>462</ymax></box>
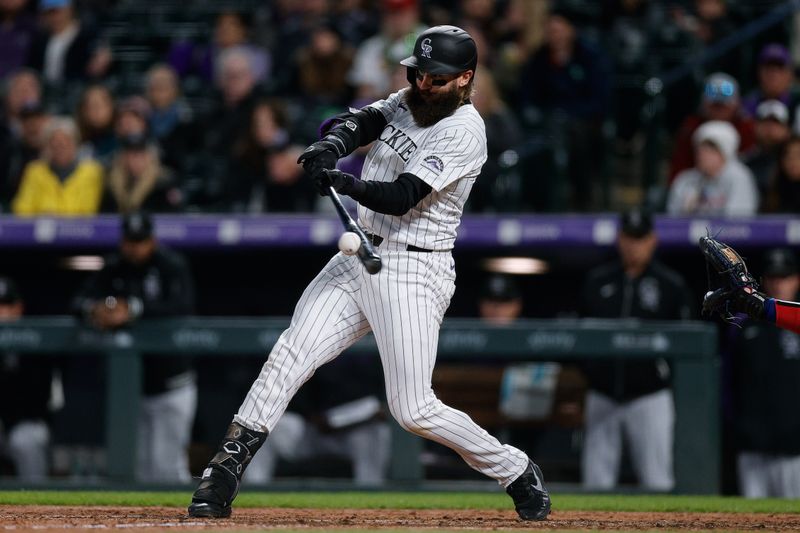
<box><xmin>235</xmin><ymin>91</ymin><xmax>529</xmax><ymax>487</ymax></box>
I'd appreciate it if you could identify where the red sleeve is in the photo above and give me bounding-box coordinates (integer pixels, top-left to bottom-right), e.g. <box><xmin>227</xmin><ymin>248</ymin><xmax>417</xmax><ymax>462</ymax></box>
<box><xmin>775</xmin><ymin>299</ymin><xmax>800</xmax><ymax>334</ymax></box>
<box><xmin>735</xmin><ymin>117</ymin><xmax>757</xmax><ymax>154</ymax></box>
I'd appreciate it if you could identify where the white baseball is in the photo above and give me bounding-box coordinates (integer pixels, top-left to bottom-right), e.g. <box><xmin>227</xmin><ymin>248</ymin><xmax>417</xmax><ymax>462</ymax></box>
<box><xmin>338</xmin><ymin>232</ymin><xmax>361</xmax><ymax>255</ymax></box>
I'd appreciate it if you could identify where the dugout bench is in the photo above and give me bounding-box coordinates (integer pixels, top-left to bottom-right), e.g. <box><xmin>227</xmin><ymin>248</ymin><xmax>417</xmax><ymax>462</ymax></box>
<box><xmin>0</xmin><ymin>317</ymin><xmax>718</xmax><ymax>493</ymax></box>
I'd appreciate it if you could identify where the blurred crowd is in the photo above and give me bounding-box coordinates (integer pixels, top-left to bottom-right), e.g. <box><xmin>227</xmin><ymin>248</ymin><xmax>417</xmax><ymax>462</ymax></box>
<box><xmin>1</xmin><ymin>0</ymin><xmax>798</xmax><ymax>215</ymax></box>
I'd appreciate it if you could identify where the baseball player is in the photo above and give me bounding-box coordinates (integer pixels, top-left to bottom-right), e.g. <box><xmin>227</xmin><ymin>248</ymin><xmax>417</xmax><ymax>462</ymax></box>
<box><xmin>188</xmin><ymin>25</ymin><xmax>550</xmax><ymax>521</ymax></box>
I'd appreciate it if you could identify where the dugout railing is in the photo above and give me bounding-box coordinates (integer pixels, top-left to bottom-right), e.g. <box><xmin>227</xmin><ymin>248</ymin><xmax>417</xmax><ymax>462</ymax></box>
<box><xmin>0</xmin><ymin>317</ymin><xmax>718</xmax><ymax>494</ymax></box>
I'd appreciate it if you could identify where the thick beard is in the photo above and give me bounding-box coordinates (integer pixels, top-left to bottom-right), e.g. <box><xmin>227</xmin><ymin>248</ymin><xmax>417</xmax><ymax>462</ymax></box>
<box><xmin>404</xmin><ymin>83</ymin><xmax>466</xmax><ymax>127</ymax></box>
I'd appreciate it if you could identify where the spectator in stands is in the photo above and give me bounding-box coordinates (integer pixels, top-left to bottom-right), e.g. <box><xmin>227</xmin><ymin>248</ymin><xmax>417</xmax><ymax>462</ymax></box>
<box><xmin>669</xmin><ymin>72</ymin><xmax>756</xmax><ymax>182</ymax></box>
<box><xmin>742</xmin><ymin>44</ymin><xmax>800</xmax><ymax>125</ymax></box>
<box><xmin>579</xmin><ymin>208</ymin><xmax>693</xmax><ymax>491</ymax></box>
<box><xmin>101</xmin><ymin>133</ymin><xmax>182</xmax><ymax>214</ymax></box>
<box><xmin>0</xmin><ymin>276</ymin><xmax>60</xmax><ymax>481</ymax></box>
<box><xmin>144</xmin><ymin>64</ymin><xmax>195</xmax><ymax>172</ymax></box>
<box><xmin>742</xmin><ymin>100</ymin><xmax>791</xmax><ymax>199</ymax></box>
<box><xmin>667</xmin><ymin>120</ymin><xmax>759</xmax><ymax>216</ymax></box>
<box><xmin>168</xmin><ymin>10</ymin><xmax>270</xmax><ymax>85</ymax></box>
<box><xmin>671</xmin><ymin>0</ymin><xmax>743</xmax><ymax>80</ymax></box>
<box><xmin>27</xmin><ymin>0</ymin><xmax>111</xmax><ymax>83</ymax></box>
<box><xmin>293</xmin><ymin>21</ymin><xmax>355</xmax><ymax>106</ymax></box>
<box><xmin>75</xmin><ymin>84</ymin><xmax>116</xmax><ymax>166</ymax></box>
<box><xmin>245</xmin><ymin>350</ymin><xmax>390</xmax><ymax>487</ymax></box>
<box><xmin>517</xmin><ymin>6</ymin><xmax>612</xmax><ymax>211</ymax></box>
<box><xmin>0</xmin><ymin>0</ymin><xmax>37</xmax><ymax>79</ymax></box>
<box><xmin>2</xmin><ymin>69</ymin><xmax>42</xmax><ymax>139</ymax></box>
<box><xmin>114</xmin><ymin>96</ymin><xmax>150</xmax><ymax>140</ymax></box>
<box><xmin>729</xmin><ymin>248</ymin><xmax>800</xmax><ymax>498</ymax></box>
<box><xmin>203</xmin><ymin>48</ymin><xmax>259</xmax><ymax>157</ymax></box>
<box><xmin>763</xmin><ymin>135</ymin><xmax>800</xmax><ymax>213</ymax></box>
<box><xmin>229</xmin><ymin>99</ymin><xmax>314</xmax><ymax>213</ymax></box>
<box><xmin>72</xmin><ymin>211</ymin><xmax>197</xmax><ymax>483</ymax></box>
<box><xmin>0</xmin><ymin>102</ymin><xmax>49</xmax><ymax>211</ymax></box>
<box><xmin>12</xmin><ymin>116</ymin><xmax>103</xmax><ymax>216</ymax></box>
<box><xmin>347</xmin><ymin>0</ymin><xmax>424</xmax><ymax>101</ymax></box>
<box><xmin>468</xmin><ymin>70</ymin><xmax>523</xmax><ymax>212</ymax></box>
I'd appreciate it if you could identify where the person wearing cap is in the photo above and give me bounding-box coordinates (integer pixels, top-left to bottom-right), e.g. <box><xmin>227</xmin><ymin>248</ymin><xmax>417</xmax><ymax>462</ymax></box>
<box><xmin>0</xmin><ymin>276</ymin><xmax>60</xmax><ymax>481</ymax></box>
<box><xmin>579</xmin><ymin>208</ymin><xmax>693</xmax><ymax>490</ymax></box>
<box><xmin>102</xmin><ymin>133</ymin><xmax>183</xmax><ymax>214</ymax></box>
<box><xmin>667</xmin><ymin>120</ymin><xmax>759</xmax><ymax>216</ymax></box>
<box><xmin>26</xmin><ymin>0</ymin><xmax>110</xmax><ymax>82</ymax></box>
<box><xmin>742</xmin><ymin>99</ymin><xmax>792</xmax><ymax>198</ymax></box>
<box><xmin>727</xmin><ymin>248</ymin><xmax>800</xmax><ymax>498</ymax></box>
<box><xmin>742</xmin><ymin>43</ymin><xmax>800</xmax><ymax>124</ymax></box>
<box><xmin>71</xmin><ymin>211</ymin><xmax>197</xmax><ymax>483</ymax></box>
<box><xmin>479</xmin><ymin>274</ymin><xmax>523</xmax><ymax>326</ymax></box>
<box><xmin>669</xmin><ymin>72</ymin><xmax>757</xmax><ymax>182</ymax></box>
<box><xmin>12</xmin><ymin>115</ymin><xmax>103</xmax><ymax>216</ymax></box>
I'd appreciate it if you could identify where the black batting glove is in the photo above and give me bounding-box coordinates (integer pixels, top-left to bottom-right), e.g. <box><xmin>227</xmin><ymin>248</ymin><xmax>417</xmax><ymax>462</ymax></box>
<box><xmin>315</xmin><ymin>169</ymin><xmax>359</xmax><ymax>197</ymax></box>
<box><xmin>297</xmin><ymin>140</ymin><xmax>340</xmax><ymax>178</ymax></box>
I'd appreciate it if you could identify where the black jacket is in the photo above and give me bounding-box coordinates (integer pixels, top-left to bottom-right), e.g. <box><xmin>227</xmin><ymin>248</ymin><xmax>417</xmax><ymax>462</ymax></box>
<box><xmin>579</xmin><ymin>259</ymin><xmax>693</xmax><ymax>400</ymax></box>
<box><xmin>72</xmin><ymin>246</ymin><xmax>195</xmax><ymax>395</ymax></box>
<box><xmin>733</xmin><ymin>320</ymin><xmax>800</xmax><ymax>454</ymax></box>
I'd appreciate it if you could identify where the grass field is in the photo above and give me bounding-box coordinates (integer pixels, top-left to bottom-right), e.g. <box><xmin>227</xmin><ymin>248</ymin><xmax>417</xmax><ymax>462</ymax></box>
<box><xmin>1</xmin><ymin>490</ymin><xmax>799</xmax><ymax>513</ymax></box>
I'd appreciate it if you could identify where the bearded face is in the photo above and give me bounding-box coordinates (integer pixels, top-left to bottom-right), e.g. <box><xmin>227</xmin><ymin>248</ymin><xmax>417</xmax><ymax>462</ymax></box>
<box><xmin>404</xmin><ymin>72</ymin><xmax>472</xmax><ymax>128</ymax></box>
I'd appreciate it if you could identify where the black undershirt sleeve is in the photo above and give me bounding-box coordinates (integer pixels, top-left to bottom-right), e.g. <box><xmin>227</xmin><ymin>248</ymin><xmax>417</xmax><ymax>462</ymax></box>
<box><xmin>347</xmin><ymin>173</ymin><xmax>432</xmax><ymax>216</ymax></box>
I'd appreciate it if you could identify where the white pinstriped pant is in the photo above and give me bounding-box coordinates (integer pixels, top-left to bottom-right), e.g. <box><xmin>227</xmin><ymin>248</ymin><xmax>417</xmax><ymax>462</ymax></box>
<box><xmin>235</xmin><ymin>248</ymin><xmax>529</xmax><ymax>486</ymax></box>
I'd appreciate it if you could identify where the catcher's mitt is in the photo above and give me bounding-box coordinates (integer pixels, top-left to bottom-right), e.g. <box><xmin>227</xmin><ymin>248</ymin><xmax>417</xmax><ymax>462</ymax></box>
<box><xmin>699</xmin><ymin>236</ymin><xmax>766</xmax><ymax>320</ymax></box>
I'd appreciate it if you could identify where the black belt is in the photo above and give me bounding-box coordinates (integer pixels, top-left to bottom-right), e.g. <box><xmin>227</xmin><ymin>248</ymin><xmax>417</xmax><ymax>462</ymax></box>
<box><xmin>365</xmin><ymin>233</ymin><xmax>433</xmax><ymax>253</ymax></box>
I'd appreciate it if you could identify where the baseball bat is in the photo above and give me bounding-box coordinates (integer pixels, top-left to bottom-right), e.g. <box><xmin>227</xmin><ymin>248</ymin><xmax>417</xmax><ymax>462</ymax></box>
<box><xmin>327</xmin><ymin>187</ymin><xmax>382</xmax><ymax>275</ymax></box>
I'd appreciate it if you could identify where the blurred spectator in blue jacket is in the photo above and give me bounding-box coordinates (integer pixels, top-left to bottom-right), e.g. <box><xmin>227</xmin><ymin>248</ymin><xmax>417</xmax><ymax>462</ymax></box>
<box><xmin>144</xmin><ymin>64</ymin><xmax>196</xmax><ymax>172</ymax></box>
<box><xmin>26</xmin><ymin>0</ymin><xmax>111</xmax><ymax>83</ymax></box>
<box><xmin>742</xmin><ymin>44</ymin><xmax>800</xmax><ymax>126</ymax></box>
<box><xmin>518</xmin><ymin>6</ymin><xmax>612</xmax><ymax>211</ymax></box>
<box><xmin>0</xmin><ymin>0</ymin><xmax>36</xmax><ymax>79</ymax></box>
<box><xmin>2</xmin><ymin>69</ymin><xmax>41</xmax><ymax>139</ymax></box>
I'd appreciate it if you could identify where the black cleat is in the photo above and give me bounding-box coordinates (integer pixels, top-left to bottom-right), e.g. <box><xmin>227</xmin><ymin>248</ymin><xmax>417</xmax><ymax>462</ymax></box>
<box><xmin>506</xmin><ymin>461</ymin><xmax>551</xmax><ymax>521</ymax></box>
<box><xmin>187</xmin><ymin>500</ymin><xmax>231</xmax><ymax>518</ymax></box>
<box><xmin>187</xmin><ymin>465</ymin><xmax>238</xmax><ymax>519</ymax></box>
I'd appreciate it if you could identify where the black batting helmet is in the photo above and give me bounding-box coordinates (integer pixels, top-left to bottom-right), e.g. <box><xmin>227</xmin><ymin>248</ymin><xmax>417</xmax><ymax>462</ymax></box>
<box><xmin>400</xmin><ymin>25</ymin><xmax>477</xmax><ymax>83</ymax></box>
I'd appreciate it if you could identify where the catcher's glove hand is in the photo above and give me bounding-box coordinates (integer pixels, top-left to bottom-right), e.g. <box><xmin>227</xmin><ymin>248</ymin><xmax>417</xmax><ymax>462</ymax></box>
<box><xmin>699</xmin><ymin>236</ymin><xmax>766</xmax><ymax>320</ymax></box>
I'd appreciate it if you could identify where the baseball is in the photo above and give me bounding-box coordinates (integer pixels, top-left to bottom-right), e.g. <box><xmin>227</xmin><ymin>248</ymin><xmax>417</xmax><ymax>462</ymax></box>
<box><xmin>338</xmin><ymin>232</ymin><xmax>361</xmax><ymax>255</ymax></box>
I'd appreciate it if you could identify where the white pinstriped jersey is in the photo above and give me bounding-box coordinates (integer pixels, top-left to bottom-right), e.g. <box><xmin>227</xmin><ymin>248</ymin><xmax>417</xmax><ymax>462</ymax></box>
<box><xmin>357</xmin><ymin>89</ymin><xmax>487</xmax><ymax>251</ymax></box>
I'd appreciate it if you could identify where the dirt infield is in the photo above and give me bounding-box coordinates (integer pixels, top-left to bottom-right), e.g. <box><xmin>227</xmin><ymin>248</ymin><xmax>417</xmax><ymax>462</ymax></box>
<box><xmin>2</xmin><ymin>505</ymin><xmax>800</xmax><ymax>531</ymax></box>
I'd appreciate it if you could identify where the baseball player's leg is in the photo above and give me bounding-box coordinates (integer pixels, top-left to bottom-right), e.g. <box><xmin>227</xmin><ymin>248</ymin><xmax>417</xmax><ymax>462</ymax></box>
<box><xmin>190</xmin><ymin>255</ymin><xmax>370</xmax><ymax>517</ymax></box>
<box><xmin>7</xmin><ymin>420</ymin><xmax>49</xmax><ymax>481</ymax></box>
<box><xmin>145</xmin><ymin>381</ymin><xmax>197</xmax><ymax>483</ymax></box>
<box><xmin>624</xmin><ymin>388</ymin><xmax>674</xmax><ymax>490</ymax></box>
<box><xmin>236</xmin><ymin>254</ymin><xmax>371</xmax><ymax>432</ymax></box>
<box><xmin>361</xmin><ymin>252</ymin><xmax>529</xmax><ymax>485</ymax></box>
<box><xmin>581</xmin><ymin>390</ymin><xmax>623</xmax><ymax>489</ymax></box>
<box><xmin>737</xmin><ymin>452</ymin><xmax>769</xmax><ymax>498</ymax></box>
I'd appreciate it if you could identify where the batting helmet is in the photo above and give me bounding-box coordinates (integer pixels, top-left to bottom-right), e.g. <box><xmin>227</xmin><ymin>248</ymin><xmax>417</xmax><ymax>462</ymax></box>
<box><xmin>400</xmin><ymin>25</ymin><xmax>477</xmax><ymax>83</ymax></box>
